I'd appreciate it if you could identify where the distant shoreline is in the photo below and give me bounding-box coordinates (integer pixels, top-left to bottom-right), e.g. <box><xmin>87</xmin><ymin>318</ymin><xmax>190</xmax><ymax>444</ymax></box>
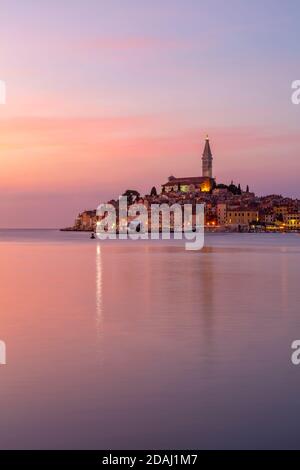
<box><xmin>60</xmin><ymin>227</ymin><xmax>300</xmax><ymax>234</ymax></box>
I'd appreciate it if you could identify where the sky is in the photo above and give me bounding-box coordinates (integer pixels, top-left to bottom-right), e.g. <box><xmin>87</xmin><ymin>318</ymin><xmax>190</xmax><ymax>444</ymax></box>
<box><xmin>0</xmin><ymin>0</ymin><xmax>300</xmax><ymax>227</ymax></box>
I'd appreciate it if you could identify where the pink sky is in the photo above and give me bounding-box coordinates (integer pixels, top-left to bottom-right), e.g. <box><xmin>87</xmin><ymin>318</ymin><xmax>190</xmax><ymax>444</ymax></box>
<box><xmin>0</xmin><ymin>0</ymin><xmax>299</xmax><ymax>227</ymax></box>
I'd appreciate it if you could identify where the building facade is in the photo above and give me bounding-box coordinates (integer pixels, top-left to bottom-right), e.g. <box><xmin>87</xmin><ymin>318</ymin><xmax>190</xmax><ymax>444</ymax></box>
<box><xmin>161</xmin><ymin>136</ymin><xmax>215</xmax><ymax>194</ymax></box>
<box><xmin>284</xmin><ymin>213</ymin><xmax>300</xmax><ymax>229</ymax></box>
<box><xmin>226</xmin><ymin>209</ymin><xmax>259</xmax><ymax>226</ymax></box>
<box><xmin>202</xmin><ymin>135</ymin><xmax>213</xmax><ymax>178</ymax></box>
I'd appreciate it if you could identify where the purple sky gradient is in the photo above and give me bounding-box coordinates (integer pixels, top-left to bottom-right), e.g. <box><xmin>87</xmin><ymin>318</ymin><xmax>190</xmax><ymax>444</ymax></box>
<box><xmin>0</xmin><ymin>0</ymin><xmax>299</xmax><ymax>227</ymax></box>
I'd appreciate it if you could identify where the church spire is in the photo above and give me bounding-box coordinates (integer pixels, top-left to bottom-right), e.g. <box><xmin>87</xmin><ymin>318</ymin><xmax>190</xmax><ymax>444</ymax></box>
<box><xmin>202</xmin><ymin>135</ymin><xmax>213</xmax><ymax>178</ymax></box>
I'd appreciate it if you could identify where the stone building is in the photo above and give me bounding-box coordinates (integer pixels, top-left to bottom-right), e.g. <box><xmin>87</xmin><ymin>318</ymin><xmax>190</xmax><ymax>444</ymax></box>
<box><xmin>161</xmin><ymin>136</ymin><xmax>215</xmax><ymax>194</ymax></box>
<box><xmin>226</xmin><ymin>209</ymin><xmax>259</xmax><ymax>226</ymax></box>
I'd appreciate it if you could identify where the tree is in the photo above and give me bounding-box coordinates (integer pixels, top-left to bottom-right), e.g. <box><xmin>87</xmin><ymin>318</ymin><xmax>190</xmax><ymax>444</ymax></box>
<box><xmin>246</xmin><ymin>185</ymin><xmax>249</xmax><ymax>193</ymax></box>
<box><xmin>228</xmin><ymin>182</ymin><xmax>239</xmax><ymax>195</ymax></box>
<box><xmin>122</xmin><ymin>189</ymin><xmax>140</xmax><ymax>205</ymax></box>
<box><xmin>150</xmin><ymin>186</ymin><xmax>157</xmax><ymax>197</ymax></box>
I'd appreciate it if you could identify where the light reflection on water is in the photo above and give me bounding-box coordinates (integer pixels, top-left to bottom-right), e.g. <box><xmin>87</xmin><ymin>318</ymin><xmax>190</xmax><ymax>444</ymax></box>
<box><xmin>96</xmin><ymin>244</ymin><xmax>102</xmax><ymax>334</ymax></box>
<box><xmin>0</xmin><ymin>231</ymin><xmax>300</xmax><ymax>449</ymax></box>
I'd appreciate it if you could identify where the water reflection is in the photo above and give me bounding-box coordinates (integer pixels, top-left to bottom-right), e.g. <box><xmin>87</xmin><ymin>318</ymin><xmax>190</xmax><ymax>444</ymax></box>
<box><xmin>281</xmin><ymin>253</ymin><xmax>288</xmax><ymax>313</ymax></box>
<box><xmin>198</xmin><ymin>253</ymin><xmax>215</xmax><ymax>352</ymax></box>
<box><xmin>95</xmin><ymin>243</ymin><xmax>103</xmax><ymax>336</ymax></box>
<box><xmin>0</xmin><ymin>233</ymin><xmax>294</xmax><ymax>449</ymax></box>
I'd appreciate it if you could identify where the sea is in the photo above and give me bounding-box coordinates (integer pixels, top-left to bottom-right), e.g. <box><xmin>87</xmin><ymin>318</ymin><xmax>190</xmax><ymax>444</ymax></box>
<box><xmin>0</xmin><ymin>229</ymin><xmax>299</xmax><ymax>449</ymax></box>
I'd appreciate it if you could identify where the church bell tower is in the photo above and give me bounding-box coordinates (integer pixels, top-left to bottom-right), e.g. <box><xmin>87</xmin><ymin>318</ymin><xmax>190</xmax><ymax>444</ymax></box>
<box><xmin>202</xmin><ymin>135</ymin><xmax>213</xmax><ymax>178</ymax></box>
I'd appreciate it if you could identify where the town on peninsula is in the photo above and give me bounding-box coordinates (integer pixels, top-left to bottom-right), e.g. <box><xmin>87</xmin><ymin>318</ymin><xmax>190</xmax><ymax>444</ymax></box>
<box><xmin>63</xmin><ymin>136</ymin><xmax>300</xmax><ymax>233</ymax></box>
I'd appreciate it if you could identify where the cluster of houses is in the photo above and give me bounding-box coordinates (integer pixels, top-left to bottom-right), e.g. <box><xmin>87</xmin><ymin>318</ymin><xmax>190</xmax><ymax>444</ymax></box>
<box><xmin>67</xmin><ymin>137</ymin><xmax>300</xmax><ymax>233</ymax></box>
<box><xmin>71</xmin><ymin>185</ymin><xmax>300</xmax><ymax>233</ymax></box>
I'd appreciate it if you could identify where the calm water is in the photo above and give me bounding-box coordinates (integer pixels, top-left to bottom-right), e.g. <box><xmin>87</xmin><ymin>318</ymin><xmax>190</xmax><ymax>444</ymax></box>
<box><xmin>0</xmin><ymin>230</ymin><xmax>300</xmax><ymax>449</ymax></box>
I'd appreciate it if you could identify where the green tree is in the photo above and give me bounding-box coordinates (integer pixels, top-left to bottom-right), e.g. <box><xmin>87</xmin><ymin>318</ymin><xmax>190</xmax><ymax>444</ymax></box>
<box><xmin>122</xmin><ymin>189</ymin><xmax>140</xmax><ymax>205</ymax></box>
<box><xmin>150</xmin><ymin>186</ymin><xmax>157</xmax><ymax>197</ymax></box>
<box><xmin>228</xmin><ymin>182</ymin><xmax>239</xmax><ymax>195</ymax></box>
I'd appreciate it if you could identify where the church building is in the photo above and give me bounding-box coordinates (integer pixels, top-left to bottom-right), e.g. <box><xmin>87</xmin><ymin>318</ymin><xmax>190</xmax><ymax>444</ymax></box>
<box><xmin>161</xmin><ymin>136</ymin><xmax>215</xmax><ymax>194</ymax></box>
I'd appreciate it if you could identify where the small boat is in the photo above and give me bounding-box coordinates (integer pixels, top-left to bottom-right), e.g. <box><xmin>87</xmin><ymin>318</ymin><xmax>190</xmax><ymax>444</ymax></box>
<box><xmin>90</xmin><ymin>232</ymin><xmax>96</xmax><ymax>239</ymax></box>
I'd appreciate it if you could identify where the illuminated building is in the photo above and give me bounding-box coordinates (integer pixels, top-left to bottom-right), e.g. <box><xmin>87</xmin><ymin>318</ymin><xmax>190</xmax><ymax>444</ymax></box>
<box><xmin>161</xmin><ymin>136</ymin><xmax>215</xmax><ymax>194</ymax></box>
<box><xmin>202</xmin><ymin>134</ymin><xmax>213</xmax><ymax>178</ymax></box>
<box><xmin>217</xmin><ymin>203</ymin><xmax>227</xmax><ymax>225</ymax></box>
<box><xmin>226</xmin><ymin>209</ymin><xmax>259</xmax><ymax>226</ymax></box>
<box><xmin>284</xmin><ymin>213</ymin><xmax>300</xmax><ymax>229</ymax></box>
